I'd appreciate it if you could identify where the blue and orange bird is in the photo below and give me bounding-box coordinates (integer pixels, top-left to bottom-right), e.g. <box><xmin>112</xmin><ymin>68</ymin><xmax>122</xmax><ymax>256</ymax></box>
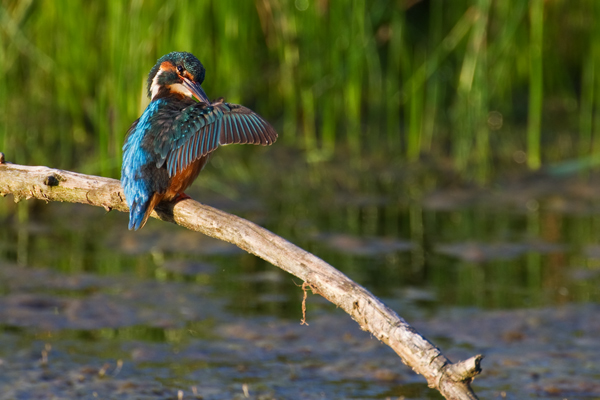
<box><xmin>121</xmin><ymin>52</ymin><xmax>278</xmax><ymax>230</ymax></box>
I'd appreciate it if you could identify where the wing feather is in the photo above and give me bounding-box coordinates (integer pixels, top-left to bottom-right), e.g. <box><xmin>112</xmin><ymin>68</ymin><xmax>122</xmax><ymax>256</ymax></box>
<box><xmin>214</xmin><ymin>118</ymin><xmax>222</xmax><ymax>149</ymax></box>
<box><xmin>159</xmin><ymin>101</ymin><xmax>278</xmax><ymax>177</ymax></box>
<box><xmin>249</xmin><ymin>114</ymin><xmax>267</xmax><ymax>143</ymax></box>
<box><xmin>230</xmin><ymin>115</ymin><xmax>243</xmax><ymax>143</ymax></box>
<box><xmin>234</xmin><ymin>115</ymin><xmax>248</xmax><ymax>143</ymax></box>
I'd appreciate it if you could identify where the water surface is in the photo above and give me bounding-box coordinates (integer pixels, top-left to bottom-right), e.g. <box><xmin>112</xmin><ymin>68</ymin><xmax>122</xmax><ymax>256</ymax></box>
<box><xmin>1</xmin><ymin>155</ymin><xmax>600</xmax><ymax>399</ymax></box>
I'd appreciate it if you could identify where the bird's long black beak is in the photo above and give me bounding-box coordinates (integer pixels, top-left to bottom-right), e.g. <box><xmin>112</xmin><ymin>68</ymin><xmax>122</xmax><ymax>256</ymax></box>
<box><xmin>182</xmin><ymin>77</ymin><xmax>210</xmax><ymax>103</ymax></box>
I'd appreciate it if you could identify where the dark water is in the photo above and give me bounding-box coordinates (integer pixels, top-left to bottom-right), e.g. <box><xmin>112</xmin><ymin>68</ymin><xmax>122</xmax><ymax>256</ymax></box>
<box><xmin>1</xmin><ymin>152</ymin><xmax>600</xmax><ymax>399</ymax></box>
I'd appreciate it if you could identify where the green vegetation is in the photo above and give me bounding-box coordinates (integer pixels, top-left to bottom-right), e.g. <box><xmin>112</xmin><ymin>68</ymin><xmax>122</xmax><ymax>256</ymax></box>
<box><xmin>0</xmin><ymin>0</ymin><xmax>597</xmax><ymax>180</ymax></box>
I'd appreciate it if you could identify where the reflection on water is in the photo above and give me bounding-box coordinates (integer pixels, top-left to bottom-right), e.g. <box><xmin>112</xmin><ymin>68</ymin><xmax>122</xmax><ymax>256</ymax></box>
<box><xmin>1</xmin><ymin>154</ymin><xmax>600</xmax><ymax>398</ymax></box>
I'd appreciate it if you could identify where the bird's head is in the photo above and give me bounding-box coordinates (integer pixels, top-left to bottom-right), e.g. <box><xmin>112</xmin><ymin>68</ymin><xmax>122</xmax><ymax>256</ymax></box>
<box><xmin>147</xmin><ymin>51</ymin><xmax>209</xmax><ymax>102</ymax></box>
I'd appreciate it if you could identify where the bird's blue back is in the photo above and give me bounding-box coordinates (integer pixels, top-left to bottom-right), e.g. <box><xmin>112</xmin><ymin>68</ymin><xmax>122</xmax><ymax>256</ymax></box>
<box><xmin>121</xmin><ymin>99</ymin><xmax>164</xmax><ymax>230</ymax></box>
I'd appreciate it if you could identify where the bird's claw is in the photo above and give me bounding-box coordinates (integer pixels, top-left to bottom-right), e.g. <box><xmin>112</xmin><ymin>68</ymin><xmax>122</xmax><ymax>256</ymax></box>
<box><xmin>173</xmin><ymin>192</ymin><xmax>192</xmax><ymax>202</ymax></box>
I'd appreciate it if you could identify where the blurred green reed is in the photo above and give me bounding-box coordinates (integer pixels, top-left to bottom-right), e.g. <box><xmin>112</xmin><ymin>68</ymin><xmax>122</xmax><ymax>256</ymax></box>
<box><xmin>527</xmin><ymin>0</ymin><xmax>543</xmax><ymax>170</ymax></box>
<box><xmin>0</xmin><ymin>0</ymin><xmax>597</xmax><ymax>180</ymax></box>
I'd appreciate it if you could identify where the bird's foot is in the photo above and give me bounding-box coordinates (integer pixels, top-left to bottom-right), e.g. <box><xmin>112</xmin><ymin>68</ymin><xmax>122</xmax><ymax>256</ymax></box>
<box><xmin>173</xmin><ymin>192</ymin><xmax>192</xmax><ymax>202</ymax></box>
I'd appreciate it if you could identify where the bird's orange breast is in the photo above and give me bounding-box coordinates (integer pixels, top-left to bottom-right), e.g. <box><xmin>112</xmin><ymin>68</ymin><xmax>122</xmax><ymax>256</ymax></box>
<box><xmin>164</xmin><ymin>156</ymin><xmax>210</xmax><ymax>200</ymax></box>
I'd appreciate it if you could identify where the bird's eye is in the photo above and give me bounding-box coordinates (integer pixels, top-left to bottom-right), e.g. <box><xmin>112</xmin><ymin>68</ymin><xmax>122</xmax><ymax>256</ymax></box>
<box><xmin>177</xmin><ymin>65</ymin><xmax>184</xmax><ymax>74</ymax></box>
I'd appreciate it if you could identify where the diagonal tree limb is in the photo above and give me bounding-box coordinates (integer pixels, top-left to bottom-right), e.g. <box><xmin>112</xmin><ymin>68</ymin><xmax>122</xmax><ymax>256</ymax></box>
<box><xmin>0</xmin><ymin>154</ymin><xmax>482</xmax><ymax>400</ymax></box>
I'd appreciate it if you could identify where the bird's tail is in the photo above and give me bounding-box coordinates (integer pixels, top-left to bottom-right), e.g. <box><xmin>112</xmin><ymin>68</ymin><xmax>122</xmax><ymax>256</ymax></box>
<box><xmin>128</xmin><ymin>193</ymin><xmax>162</xmax><ymax>231</ymax></box>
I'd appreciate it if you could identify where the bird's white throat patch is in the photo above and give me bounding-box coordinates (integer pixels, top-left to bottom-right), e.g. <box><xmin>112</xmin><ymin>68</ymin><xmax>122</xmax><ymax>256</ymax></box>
<box><xmin>150</xmin><ymin>70</ymin><xmax>163</xmax><ymax>100</ymax></box>
<box><xmin>168</xmin><ymin>83</ymin><xmax>194</xmax><ymax>98</ymax></box>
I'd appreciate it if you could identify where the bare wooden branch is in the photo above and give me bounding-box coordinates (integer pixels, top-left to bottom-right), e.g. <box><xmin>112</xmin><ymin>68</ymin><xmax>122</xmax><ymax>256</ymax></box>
<box><xmin>0</xmin><ymin>156</ymin><xmax>482</xmax><ymax>400</ymax></box>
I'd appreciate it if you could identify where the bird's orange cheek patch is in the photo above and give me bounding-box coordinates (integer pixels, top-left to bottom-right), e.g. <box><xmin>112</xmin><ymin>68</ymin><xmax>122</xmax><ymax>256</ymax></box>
<box><xmin>160</xmin><ymin>61</ymin><xmax>176</xmax><ymax>72</ymax></box>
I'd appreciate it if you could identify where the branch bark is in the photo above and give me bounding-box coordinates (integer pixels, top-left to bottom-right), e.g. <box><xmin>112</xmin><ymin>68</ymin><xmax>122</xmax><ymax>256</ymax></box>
<box><xmin>0</xmin><ymin>155</ymin><xmax>482</xmax><ymax>400</ymax></box>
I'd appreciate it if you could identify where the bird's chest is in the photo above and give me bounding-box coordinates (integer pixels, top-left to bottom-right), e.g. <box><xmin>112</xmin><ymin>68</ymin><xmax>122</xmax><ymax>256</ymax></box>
<box><xmin>164</xmin><ymin>156</ymin><xmax>209</xmax><ymax>199</ymax></box>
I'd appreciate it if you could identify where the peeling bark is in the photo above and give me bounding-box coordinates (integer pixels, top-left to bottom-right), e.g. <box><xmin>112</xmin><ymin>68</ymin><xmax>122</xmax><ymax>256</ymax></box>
<box><xmin>0</xmin><ymin>156</ymin><xmax>482</xmax><ymax>400</ymax></box>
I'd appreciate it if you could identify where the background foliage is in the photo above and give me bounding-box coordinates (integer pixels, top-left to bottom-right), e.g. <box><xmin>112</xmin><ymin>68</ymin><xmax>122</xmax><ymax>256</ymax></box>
<box><xmin>0</xmin><ymin>0</ymin><xmax>598</xmax><ymax>181</ymax></box>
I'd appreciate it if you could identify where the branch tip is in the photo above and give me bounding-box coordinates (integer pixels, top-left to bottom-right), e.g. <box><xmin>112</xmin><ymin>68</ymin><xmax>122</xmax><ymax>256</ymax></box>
<box><xmin>445</xmin><ymin>354</ymin><xmax>484</xmax><ymax>382</ymax></box>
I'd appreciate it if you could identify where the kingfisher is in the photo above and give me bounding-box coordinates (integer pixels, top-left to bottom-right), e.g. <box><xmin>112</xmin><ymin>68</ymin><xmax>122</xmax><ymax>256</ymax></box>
<box><xmin>121</xmin><ymin>51</ymin><xmax>277</xmax><ymax>230</ymax></box>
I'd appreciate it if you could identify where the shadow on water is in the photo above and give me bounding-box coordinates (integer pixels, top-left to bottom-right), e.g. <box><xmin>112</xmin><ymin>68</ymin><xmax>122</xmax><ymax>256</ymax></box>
<box><xmin>1</xmin><ymin>152</ymin><xmax>600</xmax><ymax>399</ymax></box>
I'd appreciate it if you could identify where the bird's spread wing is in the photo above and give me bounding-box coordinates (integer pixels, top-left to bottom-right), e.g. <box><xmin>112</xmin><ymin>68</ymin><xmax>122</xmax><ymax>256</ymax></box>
<box><xmin>155</xmin><ymin>102</ymin><xmax>277</xmax><ymax>177</ymax></box>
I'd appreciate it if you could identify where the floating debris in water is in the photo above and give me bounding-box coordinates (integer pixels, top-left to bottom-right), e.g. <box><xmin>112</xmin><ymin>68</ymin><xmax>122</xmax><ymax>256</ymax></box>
<box><xmin>435</xmin><ymin>241</ymin><xmax>566</xmax><ymax>263</ymax></box>
<box><xmin>314</xmin><ymin>233</ymin><xmax>414</xmax><ymax>256</ymax></box>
